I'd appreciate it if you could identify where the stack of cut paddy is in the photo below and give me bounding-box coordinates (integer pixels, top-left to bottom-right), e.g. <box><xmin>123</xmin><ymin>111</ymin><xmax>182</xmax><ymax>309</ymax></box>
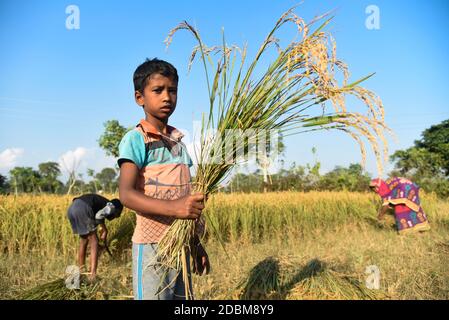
<box><xmin>236</xmin><ymin>256</ymin><xmax>298</xmax><ymax>300</ymax></box>
<box><xmin>18</xmin><ymin>274</ymin><xmax>133</xmax><ymax>300</ymax></box>
<box><xmin>19</xmin><ymin>277</ymin><xmax>101</xmax><ymax>300</ymax></box>
<box><xmin>286</xmin><ymin>259</ymin><xmax>389</xmax><ymax>300</ymax></box>
<box><xmin>160</xmin><ymin>6</ymin><xmax>390</xmax><ymax>299</ymax></box>
<box><xmin>236</xmin><ymin>257</ymin><xmax>388</xmax><ymax>300</ymax></box>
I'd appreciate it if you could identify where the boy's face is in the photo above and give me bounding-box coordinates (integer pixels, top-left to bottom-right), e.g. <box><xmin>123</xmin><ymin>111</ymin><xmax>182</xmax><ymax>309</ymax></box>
<box><xmin>135</xmin><ymin>73</ymin><xmax>178</xmax><ymax>122</ymax></box>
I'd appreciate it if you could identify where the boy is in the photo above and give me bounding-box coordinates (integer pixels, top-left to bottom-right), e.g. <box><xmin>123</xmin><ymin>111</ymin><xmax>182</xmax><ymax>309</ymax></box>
<box><xmin>118</xmin><ymin>58</ymin><xmax>209</xmax><ymax>300</ymax></box>
<box><xmin>67</xmin><ymin>193</ymin><xmax>123</xmax><ymax>281</ymax></box>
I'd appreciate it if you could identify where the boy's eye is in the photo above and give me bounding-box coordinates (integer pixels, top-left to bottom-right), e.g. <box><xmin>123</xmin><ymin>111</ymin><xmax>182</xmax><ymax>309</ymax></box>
<box><xmin>152</xmin><ymin>87</ymin><xmax>177</xmax><ymax>94</ymax></box>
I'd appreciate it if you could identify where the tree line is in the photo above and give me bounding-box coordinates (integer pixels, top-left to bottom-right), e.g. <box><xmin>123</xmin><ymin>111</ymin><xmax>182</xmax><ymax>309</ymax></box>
<box><xmin>226</xmin><ymin>162</ymin><xmax>372</xmax><ymax>193</ymax></box>
<box><xmin>1</xmin><ymin>119</ymin><xmax>448</xmax><ymax>197</ymax></box>
<box><xmin>0</xmin><ymin>120</ymin><xmax>126</xmax><ymax>195</ymax></box>
<box><xmin>0</xmin><ymin>164</ymin><xmax>118</xmax><ymax>195</ymax></box>
<box><xmin>227</xmin><ymin>119</ymin><xmax>449</xmax><ymax>197</ymax></box>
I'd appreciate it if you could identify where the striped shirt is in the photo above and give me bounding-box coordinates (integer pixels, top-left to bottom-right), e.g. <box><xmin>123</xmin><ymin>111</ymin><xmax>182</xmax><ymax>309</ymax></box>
<box><xmin>118</xmin><ymin>119</ymin><xmax>204</xmax><ymax>243</ymax></box>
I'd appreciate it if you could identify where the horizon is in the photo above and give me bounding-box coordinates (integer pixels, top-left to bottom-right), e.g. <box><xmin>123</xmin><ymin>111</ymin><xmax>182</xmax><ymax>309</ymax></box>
<box><xmin>1</xmin><ymin>0</ymin><xmax>448</xmax><ymax>182</ymax></box>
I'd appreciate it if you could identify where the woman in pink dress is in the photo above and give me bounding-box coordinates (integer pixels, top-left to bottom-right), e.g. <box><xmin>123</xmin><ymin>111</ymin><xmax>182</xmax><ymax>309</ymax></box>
<box><xmin>370</xmin><ymin>177</ymin><xmax>431</xmax><ymax>235</ymax></box>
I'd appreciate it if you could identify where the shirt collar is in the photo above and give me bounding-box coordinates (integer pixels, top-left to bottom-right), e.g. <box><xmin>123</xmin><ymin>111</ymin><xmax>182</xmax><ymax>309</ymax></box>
<box><xmin>138</xmin><ymin>119</ymin><xmax>184</xmax><ymax>141</ymax></box>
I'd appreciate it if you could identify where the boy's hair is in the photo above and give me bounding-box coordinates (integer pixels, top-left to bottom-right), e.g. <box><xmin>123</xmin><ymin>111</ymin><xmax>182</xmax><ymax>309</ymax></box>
<box><xmin>104</xmin><ymin>199</ymin><xmax>123</xmax><ymax>220</ymax></box>
<box><xmin>133</xmin><ymin>58</ymin><xmax>179</xmax><ymax>94</ymax></box>
<box><xmin>111</xmin><ymin>199</ymin><xmax>123</xmax><ymax>212</ymax></box>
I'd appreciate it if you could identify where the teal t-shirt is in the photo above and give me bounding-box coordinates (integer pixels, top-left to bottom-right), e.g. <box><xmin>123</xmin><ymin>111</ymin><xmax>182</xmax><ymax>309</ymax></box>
<box><xmin>117</xmin><ymin>129</ymin><xmax>193</xmax><ymax>169</ymax></box>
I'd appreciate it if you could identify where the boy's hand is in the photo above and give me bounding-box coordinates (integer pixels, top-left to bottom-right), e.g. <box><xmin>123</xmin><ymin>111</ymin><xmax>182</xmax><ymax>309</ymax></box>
<box><xmin>99</xmin><ymin>226</ymin><xmax>108</xmax><ymax>242</ymax></box>
<box><xmin>191</xmin><ymin>243</ymin><xmax>210</xmax><ymax>276</ymax></box>
<box><xmin>172</xmin><ymin>193</ymin><xmax>205</xmax><ymax>219</ymax></box>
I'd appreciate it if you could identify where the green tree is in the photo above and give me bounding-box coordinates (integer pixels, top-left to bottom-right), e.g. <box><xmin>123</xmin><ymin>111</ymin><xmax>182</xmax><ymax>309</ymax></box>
<box><xmin>38</xmin><ymin>162</ymin><xmax>62</xmax><ymax>193</ymax></box>
<box><xmin>9</xmin><ymin>167</ymin><xmax>41</xmax><ymax>194</ymax></box>
<box><xmin>98</xmin><ymin>120</ymin><xmax>128</xmax><ymax>158</ymax></box>
<box><xmin>390</xmin><ymin>119</ymin><xmax>449</xmax><ymax>197</ymax></box>
<box><xmin>87</xmin><ymin>168</ymin><xmax>99</xmax><ymax>193</ymax></box>
<box><xmin>390</xmin><ymin>148</ymin><xmax>445</xmax><ymax>179</ymax></box>
<box><xmin>415</xmin><ymin>119</ymin><xmax>449</xmax><ymax>175</ymax></box>
<box><xmin>226</xmin><ymin>172</ymin><xmax>263</xmax><ymax>193</ymax></box>
<box><xmin>95</xmin><ymin>167</ymin><xmax>117</xmax><ymax>193</ymax></box>
<box><xmin>318</xmin><ymin>163</ymin><xmax>371</xmax><ymax>192</ymax></box>
<box><xmin>272</xmin><ymin>163</ymin><xmax>308</xmax><ymax>191</ymax></box>
<box><xmin>0</xmin><ymin>174</ymin><xmax>9</xmax><ymax>194</ymax></box>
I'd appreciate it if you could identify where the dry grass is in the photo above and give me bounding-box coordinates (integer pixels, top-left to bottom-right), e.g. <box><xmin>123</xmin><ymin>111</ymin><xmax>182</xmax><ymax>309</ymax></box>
<box><xmin>192</xmin><ymin>221</ymin><xmax>449</xmax><ymax>300</ymax></box>
<box><xmin>1</xmin><ymin>191</ymin><xmax>448</xmax><ymax>300</ymax></box>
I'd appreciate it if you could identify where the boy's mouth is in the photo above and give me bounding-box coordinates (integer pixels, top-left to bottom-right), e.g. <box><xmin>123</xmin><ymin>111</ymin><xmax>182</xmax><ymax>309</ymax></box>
<box><xmin>160</xmin><ymin>106</ymin><xmax>172</xmax><ymax>113</ymax></box>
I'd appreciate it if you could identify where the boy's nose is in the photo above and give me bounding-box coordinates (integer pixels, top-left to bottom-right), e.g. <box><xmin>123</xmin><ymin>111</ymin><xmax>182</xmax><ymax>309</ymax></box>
<box><xmin>162</xmin><ymin>90</ymin><xmax>171</xmax><ymax>101</ymax></box>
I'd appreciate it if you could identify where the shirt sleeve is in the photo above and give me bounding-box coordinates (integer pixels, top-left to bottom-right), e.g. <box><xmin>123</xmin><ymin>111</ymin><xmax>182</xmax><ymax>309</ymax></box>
<box><xmin>181</xmin><ymin>142</ymin><xmax>194</xmax><ymax>168</ymax></box>
<box><xmin>117</xmin><ymin>130</ymin><xmax>146</xmax><ymax>169</ymax></box>
<box><xmin>187</xmin><ymin>153</ymin><xmax>193</xmax><ymax>168</ymax></box>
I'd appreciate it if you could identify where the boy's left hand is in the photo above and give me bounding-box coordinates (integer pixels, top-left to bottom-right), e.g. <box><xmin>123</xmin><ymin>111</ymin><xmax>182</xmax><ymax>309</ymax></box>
<box><xmin>191</xmin><ymin>243</ymin><xmax>210</xmax><ymax>276</ymax></box>
<box><xmin>99</xmin><ymin>227</ymin><xmax>108</xmax><ymax>242</ymax></box>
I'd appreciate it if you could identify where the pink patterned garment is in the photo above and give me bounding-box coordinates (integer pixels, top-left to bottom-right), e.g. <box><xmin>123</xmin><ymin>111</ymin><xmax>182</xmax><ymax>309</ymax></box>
<box><xmin>371</xmin><ymin>177</ymin><xmax>430</xmax><ymax>234</ymax></box>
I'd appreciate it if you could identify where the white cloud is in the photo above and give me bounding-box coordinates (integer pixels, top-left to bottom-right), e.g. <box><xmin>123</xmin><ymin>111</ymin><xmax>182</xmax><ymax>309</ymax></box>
<box><xmin>58</xmin><ymin>147</ymin><xmax>88</xmax><ymax>173</ymax></box>
<box><xmin>58</xmin><ymin>147</ymin><xmax>117</xmax><ymax>182</ymax></box>
<box><xmin>86</xmin><ymin>149</ymin><xmax>117</xmax><ymax>174</ymax></box>
<box><xmin>0</xmin><ymin>148</ymin><xmax>24</xmax><ymax>169</ymax></box>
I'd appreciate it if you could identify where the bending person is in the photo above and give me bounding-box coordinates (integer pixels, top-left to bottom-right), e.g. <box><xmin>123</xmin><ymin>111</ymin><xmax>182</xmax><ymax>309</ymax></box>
<box><xmin>369</xmin><ymin>177</ymin><xmax>430</xmax><ymax>235</ymax></box>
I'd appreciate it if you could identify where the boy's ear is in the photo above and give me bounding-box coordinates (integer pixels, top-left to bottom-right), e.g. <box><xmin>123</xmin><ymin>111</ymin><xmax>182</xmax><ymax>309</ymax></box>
<box><xmin>135</xmin><ymin>90</ymin><xmax>144</xmax><ymax>107</ymax></box>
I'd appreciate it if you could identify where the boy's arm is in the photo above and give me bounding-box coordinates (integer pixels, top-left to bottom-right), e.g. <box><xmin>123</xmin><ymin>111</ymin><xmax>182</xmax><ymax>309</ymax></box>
<box><xmin>119</xmin><ymin>161</ymin><xmax>204</xmax><ymax>219</ymax></box>
<box><xmin>98</xmin><ymin>223</ymin><xmax>107</xmax><ymax>242</ymax></box>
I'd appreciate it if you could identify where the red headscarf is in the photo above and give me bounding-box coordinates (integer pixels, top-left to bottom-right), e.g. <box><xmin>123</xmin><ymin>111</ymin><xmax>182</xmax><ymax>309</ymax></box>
<box><xmin>370</xmin><ymin>178</ymin><xmax>391</xmax><ymax>197</ymax></box>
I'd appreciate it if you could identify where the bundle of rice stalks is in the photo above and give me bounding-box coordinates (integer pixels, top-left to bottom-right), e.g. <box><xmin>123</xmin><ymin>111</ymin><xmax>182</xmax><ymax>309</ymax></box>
<box><xmin>285</xmin><ymin>259</ymin><xmax>389</xmax><ymax>300</ymax></box>
<box><xmin>364</xmin><ymin>214</ymin><xmax>397</xmax><ymax>231</ymax></box>
<box><xmin>18</xmin><ymin>272</ymin><xmax>133</xmax><ymax>300</ymax></box>
<box><xmin>236</xmin><ymin>256</ymin><xmax>297</xmax><ymax>300</ymax></box>
<box><xmin>234</xmin><ymin>257</ymin><xmax>388</xmax><ymax>300</ymax></box>
<box><xmin>159</xmin><ymin>6</ymin><xmax>391</xmax><ymax>298</ymax></box>
<box><xmin>19</xmin><ymin>277</ymin><xmax>101</xmax><ymax>300</ymax></box>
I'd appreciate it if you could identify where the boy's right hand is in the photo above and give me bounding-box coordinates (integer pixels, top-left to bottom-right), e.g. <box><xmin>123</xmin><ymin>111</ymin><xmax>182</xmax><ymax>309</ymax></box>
<box><xmin>172</xmin><ymin>193</ymin><xmax>205</xmax><ymax>219</ymax></box>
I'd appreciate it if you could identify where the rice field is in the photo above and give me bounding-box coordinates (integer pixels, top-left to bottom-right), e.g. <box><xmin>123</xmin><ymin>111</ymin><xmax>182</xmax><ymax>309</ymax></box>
<box><xmin>1</xmin><ymin>191</ymin><xmax>449</xmax><ymax>300</ymax></box>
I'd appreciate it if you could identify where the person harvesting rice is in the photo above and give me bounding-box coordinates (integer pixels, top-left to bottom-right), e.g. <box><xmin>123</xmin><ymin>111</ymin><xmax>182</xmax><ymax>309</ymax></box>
<box><xmin>67</xmin><ymin>194</ymin><xmax>123</xmax><ymax>281</ymax></box>
<box><xmin>117</xmin><ymin>58</ymin><xmax>210</xmax><ymax>300</ymax></box>
<box><xmin>370</xmin><ymin>177</ymin><xmax>431</xmax><ymax>235</ymax></box>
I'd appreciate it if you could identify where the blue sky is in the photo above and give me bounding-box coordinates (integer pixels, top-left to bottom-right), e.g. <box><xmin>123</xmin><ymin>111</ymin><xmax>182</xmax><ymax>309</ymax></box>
<box><xmin>1</xmin><ymin>0</ymin><xmax>448</xmax><ymax>180</ymax></box>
